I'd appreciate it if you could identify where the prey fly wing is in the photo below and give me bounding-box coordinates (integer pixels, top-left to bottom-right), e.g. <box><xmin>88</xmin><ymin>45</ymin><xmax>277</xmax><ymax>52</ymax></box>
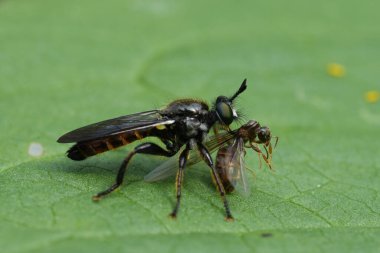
<box><xmin>218</xmin><ymin>137</ymin><xmax>250</xmax><ymax>196</ymax></box>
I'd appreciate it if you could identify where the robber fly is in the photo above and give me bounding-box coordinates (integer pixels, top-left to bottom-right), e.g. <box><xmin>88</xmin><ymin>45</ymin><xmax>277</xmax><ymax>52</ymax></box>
<box><xmin>145</xmin><ymin>120</ymin><xmax>278</xmax><ymax>219</ymax></box>
<box><xmin>57</xmin><ymin>79</ymin><xmax>247</xmax><ymax>219</ymax></box>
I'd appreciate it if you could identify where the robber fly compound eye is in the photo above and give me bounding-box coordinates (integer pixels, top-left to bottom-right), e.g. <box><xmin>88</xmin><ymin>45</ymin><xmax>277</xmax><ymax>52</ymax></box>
<box><xmin>214</xmin><ymin>78</ymin><xmax>248</xmax><ymax>126</ymax></box>
<box><xmin>215</xmin><ymin>96</ymin><xmax>234</xmax><ymax>125</ymax></box>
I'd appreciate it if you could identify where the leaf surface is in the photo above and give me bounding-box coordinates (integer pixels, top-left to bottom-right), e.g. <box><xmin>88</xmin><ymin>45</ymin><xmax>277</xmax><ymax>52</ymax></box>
<box><xmin>1</xmin><ymin>0</ymin><xmax>380</xmax><ymax>252</ymax></box>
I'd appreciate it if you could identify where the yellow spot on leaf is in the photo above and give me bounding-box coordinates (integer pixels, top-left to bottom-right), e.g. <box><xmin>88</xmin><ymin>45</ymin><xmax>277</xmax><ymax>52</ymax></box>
<box><xmin>365</xmin><ymin>91</ymin><xmax>380</xmax><ymax>103</ymax></box>
<box><xmin>327</xmin><ymin>63</ymin><xmax>345</xmax><ymax>78</ymax></box>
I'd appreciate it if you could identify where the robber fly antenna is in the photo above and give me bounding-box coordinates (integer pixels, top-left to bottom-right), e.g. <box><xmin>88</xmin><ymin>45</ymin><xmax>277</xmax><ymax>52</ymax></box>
<box><xmin>229</xmin><ymin>79</ymin><xmax>247</xmax><ymax>102</ymax></box>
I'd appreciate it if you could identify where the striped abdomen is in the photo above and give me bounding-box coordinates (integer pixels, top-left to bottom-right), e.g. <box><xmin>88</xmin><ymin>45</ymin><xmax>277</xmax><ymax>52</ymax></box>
<box><xmin>67</xmin><ymin>129</ymin><xmax>152</xmax><ymax>161</ymax></box>
<box><xmin>214</xmin><ymin>146</ymin><xmax>238</xmax><ymax>193</ymax></box>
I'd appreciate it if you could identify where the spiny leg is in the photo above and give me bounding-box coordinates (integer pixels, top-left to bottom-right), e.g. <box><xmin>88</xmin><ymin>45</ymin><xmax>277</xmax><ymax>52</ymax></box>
<box><xmin>197</xmin><ymin>142</ymin><xmax>234</xmax><ymax>221</ymax></box>
<box><xmin>93</xmin><ymin>142</ymin><xmax>176</xmax><ymax>201</ymax></box>
<box><xmin>170</xmin><ymin>143</ymin><xmax>191</xmax><ymax>219</ymax></box>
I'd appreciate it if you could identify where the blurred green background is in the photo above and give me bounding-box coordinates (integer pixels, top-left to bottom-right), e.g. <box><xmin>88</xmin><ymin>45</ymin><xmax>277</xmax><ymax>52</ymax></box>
<box><xmin>1</xmin><ymin>0</ymin><xmax>380</xmax><ymax>252</ymax></box>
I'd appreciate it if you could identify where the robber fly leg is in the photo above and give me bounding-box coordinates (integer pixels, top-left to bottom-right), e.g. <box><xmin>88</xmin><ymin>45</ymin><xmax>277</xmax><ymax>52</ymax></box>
<box><xmin>197</xmin><ymin>142</ymin><xmax>234</xmax><ymax>221</ymax></box>
<box><xmin>163</xmin><ymin>139</ymin><xmax>174</xmax><ymax>151</ymax></box>
<box><xmin>170</xmin><ymin>143</ymin><xmax>191</xmax><ymax>219</ymax></box>
<box><xmin>93</xmin><ymin>142</ymin><xmax>176</xmax><ymax>201</ymax></box>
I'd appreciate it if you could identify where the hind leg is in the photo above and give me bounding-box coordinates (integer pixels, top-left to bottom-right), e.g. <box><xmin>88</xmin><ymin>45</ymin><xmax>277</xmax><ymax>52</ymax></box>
<box><xmin>93</xmin><ymin>142</ymin><xmax>176</xmax><ymax>201</ymax></box>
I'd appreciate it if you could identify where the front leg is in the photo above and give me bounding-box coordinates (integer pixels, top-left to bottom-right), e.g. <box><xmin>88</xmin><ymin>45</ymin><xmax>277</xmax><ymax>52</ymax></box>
<box><xmin>170</xmin><ymin>142</ymin><xmax>191</xmax><ymax>219</ymax></box>
<box><xmin>93</xmin><ymin>142</ymin><xmax>176</xmax><ymax>201</ymax></box>
<box><xmin>197</xmin><ymin>142</ymin><xmax>234</xmax><ymax>221</ymax></box>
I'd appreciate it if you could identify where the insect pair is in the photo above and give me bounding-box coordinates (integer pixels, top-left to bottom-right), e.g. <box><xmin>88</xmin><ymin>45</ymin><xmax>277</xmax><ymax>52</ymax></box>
<box><xmin>58</xmin><ymin>79</ymin><xmax>277</xmax><ymax>220</ymax></box>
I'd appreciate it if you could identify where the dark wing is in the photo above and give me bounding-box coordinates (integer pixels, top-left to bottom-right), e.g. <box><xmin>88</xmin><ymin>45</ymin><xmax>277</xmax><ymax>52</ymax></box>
<box><xmin>223</xmin><ymin>137</ymin><xmax>250</xmax><ymax>196</ymax></box>
<box><xmin>144</xmin><ymin>129</ymin><xmax>237</xmax><ymax>182</ymax></box>
<box><xmin>58</xmin><ymin>110</ymin><xmax>175</xmax><ymax>143</ymax></box>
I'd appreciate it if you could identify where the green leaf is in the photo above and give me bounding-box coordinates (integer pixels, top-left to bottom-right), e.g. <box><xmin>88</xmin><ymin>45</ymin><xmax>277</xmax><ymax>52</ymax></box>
<box><xmin>1</xmin><ymin>0</ymin><xmax>380</xmax><ymax>252</ymax></box>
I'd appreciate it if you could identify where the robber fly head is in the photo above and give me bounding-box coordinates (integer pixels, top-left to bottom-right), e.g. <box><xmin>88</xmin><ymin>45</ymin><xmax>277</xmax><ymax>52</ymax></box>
<box><xmin>214</xmin><ymin>79</ymin><xmax>247</xmax><ymax>125</ymax></box>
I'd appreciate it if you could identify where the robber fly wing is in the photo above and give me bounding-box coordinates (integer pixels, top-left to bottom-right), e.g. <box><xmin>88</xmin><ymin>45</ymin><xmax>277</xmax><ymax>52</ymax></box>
<box><xmin>57</xmin><ymin>110</ymin><xmax>175</xmax><ymax>143</ymax></box>
<box><xmin>225</xmin><ymin>138</ymin><xmax>250</xmax><ymax>196</ymax></box>
<box><xmin>144</xmin><ymin>147</ymin><xmax>187</xmax><ymax>182</ymax></box>
<box><xmin>144</xmin><ymin>129</ymin><xmax>237</xmax><ymax>182</ymax></box>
